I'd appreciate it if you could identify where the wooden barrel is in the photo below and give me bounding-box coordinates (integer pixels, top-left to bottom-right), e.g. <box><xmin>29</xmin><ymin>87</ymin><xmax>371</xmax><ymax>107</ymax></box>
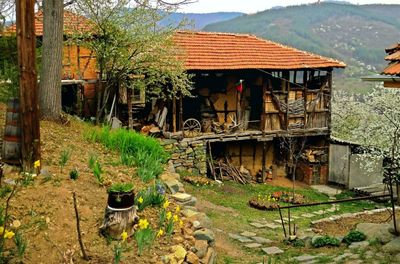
<box><xmin>2</xmin><ymin>98</ymin><xmax>21</xmax><ymax>164</ymax></box>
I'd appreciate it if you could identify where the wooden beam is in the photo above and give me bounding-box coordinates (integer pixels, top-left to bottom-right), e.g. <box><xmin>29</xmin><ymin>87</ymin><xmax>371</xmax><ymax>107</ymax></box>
<box><xmin>172</xmin><ymin>95</ymin><xmax>177</xmax><ymax>132</ymax></box>
<box><xmin>17</xmin><ymin>0</ymin><xmax>41</xmax><ymax>170</ymax></box>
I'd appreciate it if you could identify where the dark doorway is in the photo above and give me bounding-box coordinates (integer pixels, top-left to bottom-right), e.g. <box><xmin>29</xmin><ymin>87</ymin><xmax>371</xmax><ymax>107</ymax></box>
<box><xmin>62</xmin><ymin>84</ymin><xmax>78</xmax><ymax>114</ymax></box>
<box><xmin>249</xmin><ymin>85</ymin><xmax>263</xmax><ymax>129</ymax></box>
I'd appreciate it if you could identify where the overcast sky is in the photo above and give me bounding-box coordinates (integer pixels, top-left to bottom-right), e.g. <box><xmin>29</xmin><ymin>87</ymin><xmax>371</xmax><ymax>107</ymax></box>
<box><xmin>177</xmin><ymin>0</ymin><xmax>400</xmax><ymax>14</ymax></box>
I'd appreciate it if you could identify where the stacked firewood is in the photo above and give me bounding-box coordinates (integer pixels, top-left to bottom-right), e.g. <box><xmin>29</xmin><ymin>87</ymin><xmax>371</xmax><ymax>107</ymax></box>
<box><xmin>211</xmin><ymin>157</ymin><xmax>251</xmax><ymax>184</ymax></box>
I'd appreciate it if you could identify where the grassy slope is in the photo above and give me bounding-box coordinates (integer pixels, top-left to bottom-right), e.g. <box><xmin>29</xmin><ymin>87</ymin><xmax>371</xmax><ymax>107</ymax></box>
<box><xmin>184</xmin><ymin>181</ymin><xmax>379</xmax><ymax>264</ymax></box>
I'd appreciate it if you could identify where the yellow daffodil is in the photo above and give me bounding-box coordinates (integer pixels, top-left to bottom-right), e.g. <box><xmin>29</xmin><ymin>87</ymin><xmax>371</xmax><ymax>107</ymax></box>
<box><xmin>0</xmin><ymin>227</ymin><xmax>4</xmax><ymax>235</ymax></box>
<box><xmin>175</xmin><ymin>205</ymin><xmax>180</xmax><ymax>213</ymax></box>
<box><xmin>173</xmin><ymin>215</ymin><xmax>179</xmax><ymax>223</ymax></box>
<box><xmin>121</xmin><ymin>231</ymin><xmax>128</xmax><ymax>242</ymax></box>
<box><xmin>137</xmin><ymin>197</ymin><xmax>144</xmax><ymax>204</ymax></box>
<box><xmin>4</xmin><ymin>231</ymin><xmax>14</xmax><ymax>239</ymax></box>
<box><xmin>179</xmin><ymin>220</ymin><xmax>184</xmax><ymax>228</ymax></box>
<box><xmin>138</xmin><ymin>219</ymin><xmax>149</xmax><ymax>230</ymax></box>
<box><xmin>163</xmin><ymin>199</ymin><xmax>170</xmax><ymax>209</ymax></box>
<box><xmin>33</xmin><ymin>160</ymin><xmax>40</xmax><ymax>168</ymax></box>
<box><xmin>166</xmin><ymin>211</ymin><xmax>172</xmax><ymax>220</ymax></box>
<box><xmin>157</xmin><ymin>229</ymin><xmax>164</xmax><ymax>238</ymax></box>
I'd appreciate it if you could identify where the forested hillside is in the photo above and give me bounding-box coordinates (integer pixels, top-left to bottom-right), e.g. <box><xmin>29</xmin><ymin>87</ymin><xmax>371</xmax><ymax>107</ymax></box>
<box><xmin>203</xmin><ymin>2</ymin><xmax>400</xmax><ymax>91</ymax></box>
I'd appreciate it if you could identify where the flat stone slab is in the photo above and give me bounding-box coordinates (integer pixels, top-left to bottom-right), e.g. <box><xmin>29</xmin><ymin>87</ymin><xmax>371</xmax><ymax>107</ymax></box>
<box><xmin>244</xmin><ymin>243</ymin><xmax>262</xmax><ymax>248</ymax></box>
<box><xmin>182</xmin><ymin>209</ymin><xmax>199</xmax><ymax>218</ymax></box>
<box><xmin>240</xmin><ymin>231</ymin><xmax>257</xmax><ymax>237</ymax></box>
<box><xmin>326</xmin><ymin>208</ymin><xmax>336</xmax><ymax>212</ymax></box>
<box><xmin>252</xmin><ymin>237</ymin><xmax>273</xmax><ymax>244</ymax></box>
<box><xmin>228</xmin><ymin>233</ymin><xmax>242</xmax><ymax>240</ymax></box>
<box><xmin>171</xmin><ymin>192</ymin><xmax>192</xmax><ymax>202</ymax></box>
<box><xmin>294</xmin><ymin>255</ymin><xmax>316</xmax><ymax>262</ymax></box>
<box><xmin>274</xmin><ymin>219</ymin><xmax>287</xmax><ymax>224</ymax></box>
<box><xmin>265</xmin><ymin>223</ymin><xmax>281</xmax><ymax>229</ymax></box>
<box><xmin>313</xmin><ymin>210</ymin><xmax>325</xmax><ymax>215</ymax></box>
<box><xmin>249</xmin><ymin>222</ymin><xmax>269</xmax><ymax>228</ymax></box>
<box><xmin>301</xmin><ymin>213</ymin><xmax>315</xmax><ymax>218</ymax></box>
<box><xmin>348</xmin><ymin>241</ymin><xmax>369</xmax><ymax>250</ymax></box>
<box><xmin>238</xmin><ymin>237</ymin><xmax>253</xmax><ymax>243</ymax></box>
<box><xmin>262</xmin><ymin>246</ymin><xmax>284</xmax><ymax>255</ymax></box>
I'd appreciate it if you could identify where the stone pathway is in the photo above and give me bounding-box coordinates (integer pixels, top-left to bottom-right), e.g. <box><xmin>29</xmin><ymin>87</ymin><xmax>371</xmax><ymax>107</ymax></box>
<box><xmin>228</xmin><ymin>230</ymin><xmax>283</xmax><ymax>255</ymax></box>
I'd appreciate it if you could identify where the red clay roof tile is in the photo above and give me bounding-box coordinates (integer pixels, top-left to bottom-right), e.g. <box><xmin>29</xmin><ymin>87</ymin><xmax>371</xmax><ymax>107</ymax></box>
<box><xmin>5</xmin><ymin>10</ymin><xmax>93</xmax><ymax>36</ymax></box>
<box><xmin>173</xmin><ymin>31</ymin><xmax>346</xmax><ymax>70</ymax></box>
<box><xmin>382</xmin><ymin>62</ymin><xmax>400</xmax><ymax>75</ymax></box>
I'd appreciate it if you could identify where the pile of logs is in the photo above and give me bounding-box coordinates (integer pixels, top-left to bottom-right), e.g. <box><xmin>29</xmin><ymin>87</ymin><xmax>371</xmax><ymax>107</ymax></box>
<box><xmin>210</xmin><ymin>157</ymin><xmax>251</xmax><ymax>184</ymax></box>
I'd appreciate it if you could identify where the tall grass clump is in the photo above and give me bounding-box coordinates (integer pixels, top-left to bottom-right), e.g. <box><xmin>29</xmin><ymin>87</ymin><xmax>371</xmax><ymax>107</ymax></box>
<box><xmin>86</xmin><ymin>126</ymin><xmax>168</xmax><ymax>182</ymax></box>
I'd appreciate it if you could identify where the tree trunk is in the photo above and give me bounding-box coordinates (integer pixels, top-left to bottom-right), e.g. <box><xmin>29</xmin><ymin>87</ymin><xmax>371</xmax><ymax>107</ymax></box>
<box><xmin>40</xmin><ymin>0</ymin><xmax>63</xmax><ymax>120</ymax></box>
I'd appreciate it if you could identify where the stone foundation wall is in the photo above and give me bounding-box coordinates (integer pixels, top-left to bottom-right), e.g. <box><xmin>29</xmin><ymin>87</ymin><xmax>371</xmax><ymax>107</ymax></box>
<box><xmin>161</xmin><ymin>139</ymin><xmax>207</xmax><ymax>176</ymax></box>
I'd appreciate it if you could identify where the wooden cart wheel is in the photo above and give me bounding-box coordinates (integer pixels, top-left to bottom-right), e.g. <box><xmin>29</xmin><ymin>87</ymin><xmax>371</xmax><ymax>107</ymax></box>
<box><xmin>183</xmin><ymin>118</ymin><xmax>201</xmax><ymax>138</ymax></box>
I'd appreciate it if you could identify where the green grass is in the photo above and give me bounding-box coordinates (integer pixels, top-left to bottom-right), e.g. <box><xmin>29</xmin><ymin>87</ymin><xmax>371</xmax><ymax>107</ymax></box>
<box><xmin>184</xmin><ymin>181</ymin><xmax>382</xmax><ymax>263</ymax></box>
<box><xmin>84</xmin><ymin>126</ymin><xmax>168</xmax><ymax>183</ymax></box>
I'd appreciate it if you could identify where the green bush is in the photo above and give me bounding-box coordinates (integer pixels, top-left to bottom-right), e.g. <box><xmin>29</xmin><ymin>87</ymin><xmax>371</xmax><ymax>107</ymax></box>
<box><xmin>312</xmin><ymin>235</ymin><xmax>340</xmax><ymax>248</ymax></box>
<box><xmin>108</xmin><ymin>183</ymin><xmax>134</xmax><ymax>193</ymax></box>
<box><xmin>85</xmin><ymin>127</ymin><xmax>168</xmax><ymax>183</ymax></box>
<box><xmin>69</xmin><ymin>168</ymin><xmax>79</xmax><ymax>180</ymax></box>
<box><xmin>342</xmin><ymin>230</ymin><xmax>366</xmax><ymax>245</ymax></box>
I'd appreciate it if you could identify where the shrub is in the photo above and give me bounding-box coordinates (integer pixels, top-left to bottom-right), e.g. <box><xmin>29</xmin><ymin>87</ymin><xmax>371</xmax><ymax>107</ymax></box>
<box><xmin>135</xmin><ymin>185</ymin><xmax>165</xmax><ymax>211</ymax></box>
<box><xmin>86</xmin><ymin>127</ymin><xmax>168</xmax><ymax>183</ymax></box>
<box><xmin>342</xmin><ymin>230</ymin><xmax>366</xmax><ymax>245</ymax></box>
<box><xmin>108</xmin><ymin>183</ymin><xmax>134</xmax><ymax>193</ymax></box>
<box><xmin>69</xmin><ymin>168</ymin><xmax>79</xmax><ymax>180</ymax></box>
<box><xmin>59</xmin><ymin>149</ymin><xmax>71</xmax><ymax>173</ymax></box>
<box><xmin>312</xmin><ymin>235</ymin><xmax>340</xmax><ymax>248</ymax></box>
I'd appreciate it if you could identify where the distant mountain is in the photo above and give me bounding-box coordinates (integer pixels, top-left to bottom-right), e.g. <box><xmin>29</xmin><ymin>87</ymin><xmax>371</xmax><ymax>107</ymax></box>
<box><xmin>160</xmin><ymin>12</ymin><xmax>244</xmax><ymax>30</ymax></box>
<box><xmin>202</xmin><ymin>2</ymin><xmax>400</xmax><ymax>91</ymax></box>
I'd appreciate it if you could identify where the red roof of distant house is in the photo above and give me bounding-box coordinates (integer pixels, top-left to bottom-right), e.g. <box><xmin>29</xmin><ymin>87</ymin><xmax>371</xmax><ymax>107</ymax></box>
<box><xmin>383</xmin><ymin>43</ymin><xmax>400</xmax><ymax>75</ymax></box>
<box><xmin>5</xmin><ymin>10</ymin><xmax>93</xmax><ymax>36</ymax></box>
<box><xmin>173</xmin><ymin>31</ymin><xmax>346</xmax><ymax>70</ymax></box>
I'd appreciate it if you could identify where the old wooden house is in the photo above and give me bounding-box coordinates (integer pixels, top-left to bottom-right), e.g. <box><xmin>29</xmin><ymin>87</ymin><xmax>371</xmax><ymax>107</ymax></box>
<box><xmin>6</xmin><ymin>10</ymin><xmax>97</xmax><ymax>116</ymax></box>
<box><xmin>162</xmin><ymin>31</ymin><xmax>346</xmax><ymax>184</ymax></box>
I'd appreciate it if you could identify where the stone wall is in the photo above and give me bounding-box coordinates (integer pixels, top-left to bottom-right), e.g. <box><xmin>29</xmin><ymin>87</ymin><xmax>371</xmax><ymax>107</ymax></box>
<box><xmin>161</xmin><ymin>139</ymin><xmax>207</xmax><ymax>176</ymax></box>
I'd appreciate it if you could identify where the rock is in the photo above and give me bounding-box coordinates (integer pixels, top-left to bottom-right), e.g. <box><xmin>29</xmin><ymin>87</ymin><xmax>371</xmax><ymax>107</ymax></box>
<box><xmin>193</xmin><ymin>229</ymin><xmax>215</xmax><ymax>243</ymax></box>
<box><xmin>301</xmin><ymin>213</ymin><xmax>315</xmax><ymax>218</ymax></box>
<box><xmin>244</xmin><ymin>243</ymin><xmax>262</xmax><ymax>248</ymax></box>
<box><xmin>240</xmin><ymin>231</ymin><xmax>257</xmax><ymax>237</ymax></box>
<box><xmin>382</xmin><ymin>237</ymin><xmax>400</xmax><ymax>254</ymax></box>
<box><xmin>237</xmin><ymin>237</ymin><xmax>253</xmax><ymax>243</ymax></box>
<box><xmin>186</xmin><ymin>251</ymin><xmax>199</xmax><ymax>264</ymax></box>
<box><xmin>160</xmin><ymin>172</ymin><xmax>180</xmax><ymax>182</ymax></box>
<box><xmin>194</xmin><ymin>240</ymin><xmax>208</xmax><ymax>258</ymax></box>
<box><xmin>171</xmin><ymin>193</ymin><xmax>192</xmax><ymax>203</ymax></box>
<box><xmin>171</xmin><ymin>245</ymin><xmax>187</xmax><ymax>261</ymax></box>
<box><xmin>356</xmin><ymin>223</ymin><xmax>395</xmax><ymax>244</ymax></box>
<box><xmin>202</xmin><ymin>247</ymin><xmax>216</xmax><ymax>264</ymax></box>
<box><xmin>262</xmin><ymin>246</ymin><xmax>284</xmax><ymax>255</ymax></box>
<box><xmin>264</xmin><ymin>223</ymin><xmax>281</xmax><ymax>229</ymax></box>
<box><xmin>192</xmin><ymin>221</ymin><xmax>201</xmax><ymax>230</ymax></box>
<box><xmin>12</xmin><ymin>220</ymin><xmax>21</xmax><ymax>228</ymax></box>
<box><xmin>252</xmin><ymin>237</ymin><xmax>272</xmax><ymax>244</ymax></box>
<box><xmin>164</xmin><ymin>179</ymin><xmax>184</xmax><ymax>194</ymax></box>
<box><xmin>249</xmin><ymin>222</ymin><xmax>268</xmax><ymax>228</ymax></box>
<box><xmin>348</xmin><ymin>241</ymin><xmax>369</xmax><ymax>250</ymax></box>
<box><xmin>182</xmin><ymin>209</ymin><xmax>199</xmax><ymax>218</ymax></box>
<box><xmin>176</xmin><ymin>197</ymin><xmax>197</xmax><ymax>207</ymax></box>
<box><xmin>294</xmin><ymin>255</ymin><xmax>316</xmax><ymax>262</ymax></box>
<box><xmin>188</xmin><ymin>213</ymin><xmax>212</xmax><ymax>229</ymax></box>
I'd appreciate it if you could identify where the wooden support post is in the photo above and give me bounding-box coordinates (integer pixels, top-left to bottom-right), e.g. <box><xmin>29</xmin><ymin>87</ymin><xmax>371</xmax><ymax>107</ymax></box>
<box><xmin>127</xmin><ymin>87</ymin><xmax>132</xmax><ymax>129</ymax></box>
<box><xmin>236</xmin><ymin>90</ymin><xmax>241</xmax><ymax>124</ymax></box>
<box><xmin>262</xmin><ymin>141</ymin><xmax>266</xmax><ymax>182</ymax></box>
<box><xmin>261</xmin><ymin>77</ymin><xmax>267</xmax><ymax>131</ymax></box>
<box><xmin>224</xmin><ymin>101</ymin><xmax>228</xmax><ymax>123</ymax></box>
<box><xmin>283</xmin><ymin>71</ymin><xmax>289</xmax><ymax>130</ymax></box>
<box><xmin>179</xmin><ymin>93</ymin><xmax>183</xmax><ymax>131</ymax></box>
<box><xmin>172</xmin><ymin>95</ymin><xmax>177</xmax><ymax>132</ymax></box>
<box><xmin>303</xmin><ymin>70</ymin><xmax>308</xmax><ymax>128</ymax></box>
<box><xmin>16</xmin><ymin>0</ymin><xmax>41</xmax><ymax>170</ymax></box>
<box><xmin>327</xmin><ymin>69</ymin><xmax>333</xmax><ymax>130</ymax></box>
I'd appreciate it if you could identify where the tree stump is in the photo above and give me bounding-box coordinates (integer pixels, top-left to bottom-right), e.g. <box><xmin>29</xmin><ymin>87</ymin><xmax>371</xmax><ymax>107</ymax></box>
<box><xmin>99</xmin><ymin>205</ymin><xmax>139</xmax><ymax>239</ymax></box>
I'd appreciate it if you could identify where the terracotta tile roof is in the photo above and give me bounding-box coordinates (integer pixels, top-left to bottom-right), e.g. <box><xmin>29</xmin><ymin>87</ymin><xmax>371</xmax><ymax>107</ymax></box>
<box><xmin>173</xmin><ymin>31</ymin><xmax>346</xmax><ymax>70</ymax></box>
<box><xmin>383</xmin><ymin>43</ymin><xmax>400</xmax><ymax>75</ymax></box>
<box><xmin>5</xmin><ymin>10</ymin><xmax>93</xmax><ymax>36</ymax></box>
